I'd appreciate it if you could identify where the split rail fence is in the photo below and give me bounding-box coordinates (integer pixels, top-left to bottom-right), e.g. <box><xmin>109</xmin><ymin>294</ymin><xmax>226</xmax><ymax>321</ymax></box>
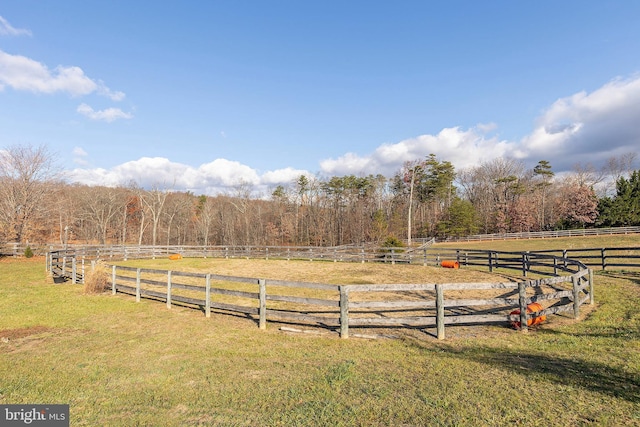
<box><xmin>46</xmin><ymin>246</ymin><xmax>598</xmax><ymax>339</ymax></box>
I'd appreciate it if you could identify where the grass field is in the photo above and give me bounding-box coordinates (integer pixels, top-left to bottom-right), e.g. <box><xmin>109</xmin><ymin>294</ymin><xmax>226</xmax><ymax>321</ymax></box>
<box><xmin>1</xmin><ymin>237</ymin><xmax>640</xmax><ymax>426</ymax></box>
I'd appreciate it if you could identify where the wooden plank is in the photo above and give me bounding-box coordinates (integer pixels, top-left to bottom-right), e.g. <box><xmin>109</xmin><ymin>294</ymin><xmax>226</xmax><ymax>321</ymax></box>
<box><xmin>259</xmin><ymin>279</ymin><xmax>266</xmax><ymax>330</ymax></box>
<box><xmin>129</xmin><ymin>267</ymin><xmax>170</xmax><ymax>275</ymax></box>
<box><xmin>210</xmin><ymin>301</ymin><xmax>258</xmax><ymax>315</ymax></box>
<box><xmin>349</xmin><ymin>316</ymin><xmax>437</xmax><ymax>326</ymax></box>
<box><xmin>139</xmin><ymin>288</ymin><xmax>167</xmax><ymax>299</ymax></box>
<box><xmin>166</xmin><ymin>270</ymin><xmax>172</xmax><ymax>309</ymax></box>
<box><xmin>170</xmin><ymin>294</ymin><xmax>206</xmax><ymax>306</ymax></box>
<box><xmin>169</xmin><ymin>282</ymin><xmax>205</xmax><ymax>292</ymax></box>
<box><xmin>443</xmin><ymin>314</ymin><xmax>509</xmax><ymax>324</ymax></box>
<box><xmin>266</xmin><ymin>309</ymin><xmax>340</xmax><ymax>326</ymax></box>
<box><xmin>267</xmin><ymin>294</ymin><xmax>339</xmax><ymax>307</ymax></box>
<box><xmin>205</xmin><ymin>274</ymin><xmax>211</xmax><ymax>318</ymax></box>
<box><xmin>115</xmin><ymin>274</ymin><xmax>136</xmax><ymax>282</ymax></box>
<box><xmin>209</xmin><ymin>274</ymin><xmax>260</xmax><ymax>284</ymax></box>
<box><xmin>211</xmin><ymin>288</ymin><xmax>258</xmax><ymax>299</ymax></box>
<box><xmin>439</xmin><ymin>282</ymin><xmax>519</xmax><ymax>290</ymax></box>
<box><xmin>340</xmin><ymin>285</ymin><xmax>349</xmax><ymax>338</ymax></box>
<box><xmin>526</xmin><ymin>276</ymin><xmax>572</xmax><ymax>287</ymax></box>
<box><xmin>346</xmin><ymin>283</ymin><xmax>435</xmax><ymax>292</ymax></box>
<box><xmin>443</xmin><ymin>297</ymin><xmax>518</xmax><ymax>307</ymax></box>
<box><xmin>115</xmin><ymin>265</ymin><xmax>139</xmax><ymax>273</ymax></box>
<box><xmin>436</xmin><ymin>284</ymin><xmax>444</xmax><ymax>340</ymax></box>
<box><xmin>350</xmin><ymin>300</ymin><xmax>436</xmax><ymax>309</ymax></box>
<box><xmin>529</xmin><ymin>290</ymin><xmax>573</xmax><ymax>302</ymax></box>
<box><xmin>115</xmin><ymin>284</ymin><xmax>136</xmax><ymax>294</ymax></box>
<box><xmin>168</xmin><ymin>270</ymin><xmax>207</xmax><ymax>279</ymax></box>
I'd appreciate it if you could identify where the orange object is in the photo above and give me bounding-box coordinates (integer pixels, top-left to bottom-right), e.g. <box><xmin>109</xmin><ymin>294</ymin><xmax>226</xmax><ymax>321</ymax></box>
<box><xmin>168</xmin><ymin>254</ymin><xmax>183</xmax><ymax>260</ymax></box>
<box><xmin>441</xmin><ymin>260</ymin><xmax>459</xmax><ymax>269</ymax></box>
<box><xmin>510</xmin><ymin>302</ymin><xmax>546</xmax><ymax>329</ymax></box>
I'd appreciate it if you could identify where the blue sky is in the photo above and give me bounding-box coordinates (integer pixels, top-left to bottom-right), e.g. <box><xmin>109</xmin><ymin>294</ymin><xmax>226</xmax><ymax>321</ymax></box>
<box><xmin>1</xmin><ymin>1</ymin><xmax>640</xmax><ymax>195</ymax></box>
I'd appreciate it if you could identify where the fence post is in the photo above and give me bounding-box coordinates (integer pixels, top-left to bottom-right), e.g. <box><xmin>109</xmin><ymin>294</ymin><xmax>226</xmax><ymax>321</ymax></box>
<box><xmin>518</xmin><ymin>281</ymin><xmax>528</xmax><ymax>333</ymax></box>
<box><xmin>589</xmin><ymin>269</ymin><xmax>594</xmax><ymax>305</ymax></box>
<box><xmin>259</xmin><ymin>279</ymin><xmax>266</xmax><ymax>330</ymax></box>
<box><xmin>136</xmin><ymin>268</ymin><xmax>141</xmax><ymax>303</ymax></box>
<box><xmin>339</xmin><ymin>286</ymin><xmax>349</xmax><ymax>339</ymax></box>
<box><xmin>488</xmin><ymin>251</ymin><xmax>493</xmax><ymax>273</ymax></box>
<box><xmin>391</xmin><ymin>248</ymin><xmax>395</xmax><ymax>265</ymax></box>
<box><xmin>111</xmin><ymin>265</ymin><xmax>117</xmax><ymax>295</ymax></box>
<box><xmin>205</xmin><ymin>273</ymin><xmax>211</xmax><ymax>318</ymax></box>
<box><xmin>521</xmin><ymin>252</ymin><xmax>528</xmax><ymax>277</ymax></box>
<box><xmin>601</xmin><ymin>248</ymin><xmax>606</xmax><ymax>271</ymax></box>
<box><xmin>72</xmin><ymin>257</ymin><xmax>77</xmax><ymax>284</ymax></box>
<box><xmin>423</xmin><ymin>248</ymin><xmax>427</xmax><ymax>266</ymax></box>
<box><xmin>361</xmin><ymin>247</ymin><xmax>365</xmax><ymax>263</ymax></box>
<box><xmin>436</xmin><ymin>284</ymin><xmax>445</xmax><ymax>340</ymax></box>
<box><xmin>81</xmin><ymin>257</ymin><xmax>85</xmax><ymax>284</ymax></box>
<box><xmin>572</xmin><ymin>275</ymin><xmax>580</xmax><ymax>319</ymax></box>
<box><xmin>166</xmin><ymin>271</ymin><xmax>172</xmax><ymax>309</ymax></box>
<box><xmin>553</xmin><ymin>257</ymin><xmax>558</xmax><ymax>276</ymax></box>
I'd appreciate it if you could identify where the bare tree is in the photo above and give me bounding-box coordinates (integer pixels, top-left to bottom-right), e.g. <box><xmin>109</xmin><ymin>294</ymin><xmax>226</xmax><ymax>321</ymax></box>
<box><xmin>0</xmin><ymin>144</ymin><xmax>60</xmax><ymax>243</ymax></box>
<box><xmin>137</xmin><ymin>185</ymin><xmax>169</xmax><ymax>246</ymax></box>
<box><xmin>163</xmin><ymin>192</ymin><xmax>195</xmax><ymax>246</ymax></box>
<box><xmin>76</xmin><ymin>185</ymin><xmax>126</xmax><ymax>244</ymax></box>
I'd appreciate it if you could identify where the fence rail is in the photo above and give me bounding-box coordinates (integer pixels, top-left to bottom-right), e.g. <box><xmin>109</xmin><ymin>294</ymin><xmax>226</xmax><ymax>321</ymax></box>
<box><xmin>46</xmin><ymin>245</ymin><xmax>594</xmax><ymax>339</ymax></box>
<box><xmin>442</xmin><ymin>225</ymin><xmax>640</xmax><ymax>242</ymax></box>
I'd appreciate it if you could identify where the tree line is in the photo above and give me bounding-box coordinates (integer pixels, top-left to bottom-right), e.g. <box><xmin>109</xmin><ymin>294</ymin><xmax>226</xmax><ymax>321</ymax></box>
<box><xmin>0</xmin><ymin>144</ymin><xmax>637</xmax><ymax>247</ymax></box>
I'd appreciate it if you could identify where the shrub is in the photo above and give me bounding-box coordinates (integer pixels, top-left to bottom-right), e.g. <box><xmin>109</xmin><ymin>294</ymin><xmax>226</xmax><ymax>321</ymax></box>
<box><xmin>381</xmin><ymin>236</ymin><xmax>405</xmax><ymax>250</ymax></box>
<box><xmin>379</xmin><ymin>236</ymin><xmax>405</xmax><ymax>259</ymax></box>
<box><xmin>84</xmin><ymin>261</ymin><xmax>110</xmax><ymax>294</ymax></box>
<box><xmin>24</xmin><ymin>246</ymin><xmax>34</xmax><ymax>258</ymax></box>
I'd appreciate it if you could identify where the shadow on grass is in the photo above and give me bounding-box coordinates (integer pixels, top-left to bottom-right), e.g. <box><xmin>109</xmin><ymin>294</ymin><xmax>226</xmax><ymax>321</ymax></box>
<box><xmin>600</xmin><ymin>270</ymin><xmax>640</xmax><ymax>286</ymax></box>
<box><xmin>412</xmin><ymin>341</ymin><xmax>640</xmax><ymax>404</ymax></box>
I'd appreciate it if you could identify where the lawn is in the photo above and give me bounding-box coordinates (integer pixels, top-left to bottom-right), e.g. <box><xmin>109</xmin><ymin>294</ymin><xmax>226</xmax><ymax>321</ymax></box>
<box><xmin>1</xmin><ymin>239</ymin><xmax>640</xmax><ymax>426</ymax></box>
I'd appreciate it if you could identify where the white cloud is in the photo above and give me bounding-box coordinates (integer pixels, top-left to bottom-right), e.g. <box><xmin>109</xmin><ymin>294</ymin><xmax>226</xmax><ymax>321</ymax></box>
<box><xmin>517</xmin><ymin>75</ymin><xmax>640</xmax><ymax>170</ymax></box>
<box><xmin>68</xmin><ymin>74</ymin><xmax>640</xmax><ymax>194</ymax></box>
<box><xmin>0</xmin><ymin>49</ymin><xmax>125</xmax><ymax>101</ymax></box>
<box><xmin>261</xmin><ymin>167</ymin><xmax>310</xmax><ymax>185</ymax></box>
<box><xmin>320</xmin><ymin>75</ymin><xmax>640</xmax><ymax>177</ymax></box>
<box><xmin>320</xmin><ymin>125</ymin><xmax>515</xmax><ymax>176</ymax></box>
<box><xmin>0</xmin><ymin>16</ymin><xmax>32</xmax><ymax>37</ymax></box>
<box><xmin>72</xmin><ymin>147</ymin><xmax>89</xmax><ymax>166</ymax></box>
<box><xmin>77</xmin><ymin>103</ymin><xmax>133</xmax><ymax>122</ymax></box>
<box><xmin>67</xmin><ymin>157</ymin><xmax>312</xmax><ymax>196</ymax></box>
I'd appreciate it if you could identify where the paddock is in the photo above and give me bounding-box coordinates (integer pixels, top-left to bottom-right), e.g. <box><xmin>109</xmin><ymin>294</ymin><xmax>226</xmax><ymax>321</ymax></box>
<box><xmin>47</xmin><ymin>246</ymin><xmax>594</xmax><ymax>339</ymax></box>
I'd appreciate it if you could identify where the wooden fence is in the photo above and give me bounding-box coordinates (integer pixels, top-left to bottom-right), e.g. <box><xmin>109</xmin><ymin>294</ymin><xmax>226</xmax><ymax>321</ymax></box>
<box><xmin>442</xmin><ymin>225</ymin><xmax>640</xmax><ymax>242</ymax></box>
<box><xmin>44</xmin><ymin>244</ymin><xmax>640</xmax><ymax>272</ymax></box>
<box><xmin>47</xmin><ymin>248</ymin><xmax>593</xmax><ymax>339</ymax></box>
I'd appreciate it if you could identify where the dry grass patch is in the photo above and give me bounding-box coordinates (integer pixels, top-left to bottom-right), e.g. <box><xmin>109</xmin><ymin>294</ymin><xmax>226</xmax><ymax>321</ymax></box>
<box><xmin>83</xmin><ymin>261</ymin><xmax>110</xmax><ymax>294</ymax></box>
<box><xmin>116</xmin><ymin>257</ymin><xmax>504</xmax><ymax>285</ymax></box>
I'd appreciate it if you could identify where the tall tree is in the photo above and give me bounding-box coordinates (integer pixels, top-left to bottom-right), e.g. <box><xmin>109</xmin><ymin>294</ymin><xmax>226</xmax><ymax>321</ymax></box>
<box><xmin>597</xmin><ymin>170</ymin><xmax>640</xmax><ymax>226</ymax></box>
<box><xmin>138</xmin><ymin>185</ymin><xmax>169</xmax><ymax>246</ymax></box>
<box><xmin>533</xmin><ymin>160</ymin><xmax>554</xmax><ymax>229</ymax></box>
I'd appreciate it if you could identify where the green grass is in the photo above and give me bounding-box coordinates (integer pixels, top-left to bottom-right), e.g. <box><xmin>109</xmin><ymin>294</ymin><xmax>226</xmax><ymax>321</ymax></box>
<box><xmin>1</xmin><ymin>243</ymin><xmax>640</xmax><ymax>426</ymax></box>
<box><xmin>434</xmin><ymin>233</ymin><xmax>640</xmax><ymax>252</ymax></box>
